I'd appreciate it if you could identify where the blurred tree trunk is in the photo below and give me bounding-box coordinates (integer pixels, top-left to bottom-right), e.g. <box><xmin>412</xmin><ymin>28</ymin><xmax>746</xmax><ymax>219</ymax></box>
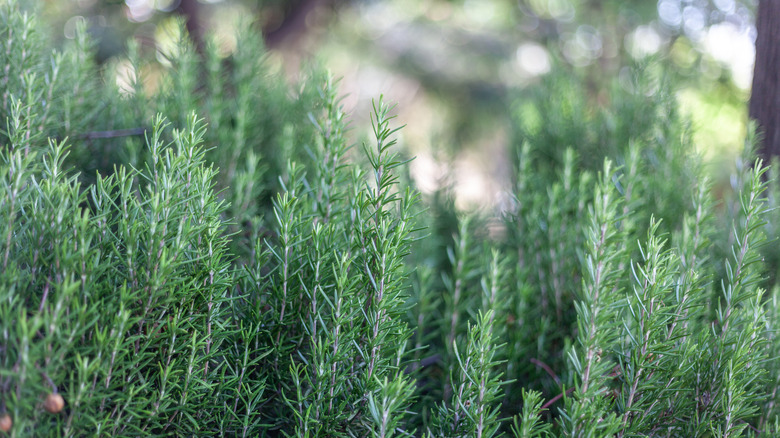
<box><xmin>265</xmin><ymin>0</ymin><xmax>329</xmax><ymax>49</ymax></box>
<box><xmin>749</xmin><ymin>0</ymin><xmax>780</xmax><ymax>160</ymax></box>
<box><xmin>178</xmin><ymin>0</ymin><xmax>203</xmax><ymax>51</ymax></box>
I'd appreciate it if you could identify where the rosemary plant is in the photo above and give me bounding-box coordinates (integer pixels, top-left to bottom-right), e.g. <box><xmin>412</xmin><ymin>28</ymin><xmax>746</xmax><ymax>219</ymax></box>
<box><xmin>1</xmin><ymin>1</ymin><xmax>779</xmax><ymax>436</ymax></box>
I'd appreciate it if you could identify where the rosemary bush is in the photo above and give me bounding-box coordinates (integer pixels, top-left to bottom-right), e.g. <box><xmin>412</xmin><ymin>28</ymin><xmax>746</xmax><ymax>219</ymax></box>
<box><xmin>1</xmin><ymin>2</ymin><xmax>779</xmax><ymax>436</ymax></box>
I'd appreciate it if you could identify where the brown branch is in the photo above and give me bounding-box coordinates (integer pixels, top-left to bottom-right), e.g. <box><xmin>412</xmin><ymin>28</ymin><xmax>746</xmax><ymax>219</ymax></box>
<box><xmin>542</xmin><ymin>387</ymin><xmax>575</xmax><ymax>410</ymax></box>
<box><xmin>177</xmin><ymin>0</ymin><xmax>203</xmax><ymax>52</ymax></box>
<box><xmin>530</xmin><ymin>357</ymin><xmax>561</xmax><ymax>385</ymax></box>
<box><xmin>264</xmin><ymin>0</ymin><xmax>335</xmax><ymax>49</ymax></box>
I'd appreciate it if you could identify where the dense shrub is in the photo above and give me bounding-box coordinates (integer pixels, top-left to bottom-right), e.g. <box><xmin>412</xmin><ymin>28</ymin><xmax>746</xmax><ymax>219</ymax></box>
<box><xmin>0</xmin><ymin>2</ymin><xmax>778</xmax><ymax>436</ymax></box>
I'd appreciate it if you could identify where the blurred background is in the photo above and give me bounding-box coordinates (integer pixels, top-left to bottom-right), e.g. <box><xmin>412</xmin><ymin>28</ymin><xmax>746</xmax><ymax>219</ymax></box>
<box><xmin>37</xmin><ymin>0</ymin><xmax>756</xmax><ymax>209</ymax></box>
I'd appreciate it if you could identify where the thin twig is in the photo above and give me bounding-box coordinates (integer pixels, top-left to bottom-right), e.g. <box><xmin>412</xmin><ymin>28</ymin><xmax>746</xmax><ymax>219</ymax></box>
<box><xmin>530</xmin><ymin>358</ymin><xmax>561</xmax><ymax>385</ymax></box>
<box><xmin>542</xmin><ymin>387</ymin><xmax>575</xmax><ymax>410</ymax></box>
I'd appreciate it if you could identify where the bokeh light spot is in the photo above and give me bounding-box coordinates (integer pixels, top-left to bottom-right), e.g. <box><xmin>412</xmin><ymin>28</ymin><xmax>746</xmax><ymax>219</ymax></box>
<box><xmin>713</xmin><ymin>0</ymin><xmax>736</xmax><ymax>14</ymax></box>
<box><xmin>626</xmin><ymin>25</ymin><xmax>663</xmax><ymax>59</ymax></box>
<box><xmin>114</xmin><ymin>59</ymin><xmax>137</xmax><ymax>97</ymax></box>
<box><xmin>658</xmin><ymin>0</ymin><xmax>682</xmax><ymax>27</ymax></box>
<box><xmin>703</xmin><ymin>22</ymin><xmax>755</xmax><ymax>89</ymax></box>
<box><xmin>125</xmin><ymin>0</ymin><xmax>154</xmax><ymax>22</ymax></box>
<box><xmin>516</xmin><ymin>43</ymin><xmax>550</xmax><ymax>76</ymax></box>
<box><xmin>682</xmin><ymin>5</ymin><xmax>706</xmax><ymax>39</ymax></box>
<box><xmin>63</xmin><ymin>16</ymin><xmax>86</xmax><ymax>39</ymax></box>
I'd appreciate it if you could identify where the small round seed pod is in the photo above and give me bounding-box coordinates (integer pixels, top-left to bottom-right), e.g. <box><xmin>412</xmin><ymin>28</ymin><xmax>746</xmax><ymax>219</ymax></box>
<box><xmin>44</xmin><ymin>393</ymin><xmax>65</xmax><ymax>414</ymax></box>
<box><xmin>0</xmin><ymin>413</ymin><xmax>11</xmax><ymax>432</ymax></box>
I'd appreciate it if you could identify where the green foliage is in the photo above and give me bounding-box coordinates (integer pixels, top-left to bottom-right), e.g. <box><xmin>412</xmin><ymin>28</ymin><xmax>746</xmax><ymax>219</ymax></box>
<box><xmin>560</xmin><ymin>160</ymin><xmax>626</xmax><ymax>437</ymax></box>
<box><xmin>1</xmin><ymin>2</ymin><xmax>779</xmax><ymax>437</ymax></box>
<box><xmin>1</xmin><ymin>109</ymin><xmax>233</xmax><ymax>434</ymax></box>
<box><xmin>511</xmin><ymin>389</ymin><xmax>553</xmax><ymax>438</ymax></box>
<box><xmin>430</xmin><ymin>310</ymin><xmax>505</xmax><ymax>437</ymax></box>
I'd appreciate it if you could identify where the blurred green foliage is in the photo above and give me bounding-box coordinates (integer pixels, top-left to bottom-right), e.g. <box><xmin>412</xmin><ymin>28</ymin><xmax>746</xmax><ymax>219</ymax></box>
<box><xmin>34</xmin><ymin>0</ymin><xmax>755</xmax><ymax>186</ymax></box>
<box><xmin>2</xmin><ymin>1</ymin><xmax>779</xmax><ymax>436</ymax></box>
